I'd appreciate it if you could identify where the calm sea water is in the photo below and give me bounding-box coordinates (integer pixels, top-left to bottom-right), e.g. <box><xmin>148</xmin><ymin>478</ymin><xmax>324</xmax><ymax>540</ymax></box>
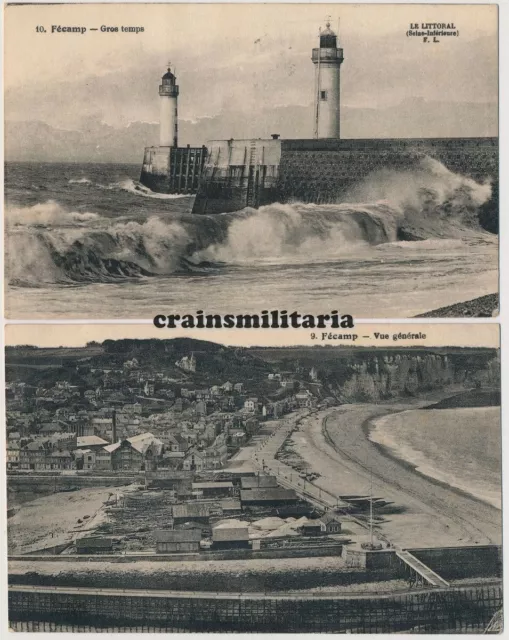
<box><xmin>370</xmin><ymin>406</ymin><xmax>501</xmax><ymax>509</ymax></box>
<box><xmin>5</xmin><ymin>161</ymin><xmax>498</xmax><ymax>319</ymax></box>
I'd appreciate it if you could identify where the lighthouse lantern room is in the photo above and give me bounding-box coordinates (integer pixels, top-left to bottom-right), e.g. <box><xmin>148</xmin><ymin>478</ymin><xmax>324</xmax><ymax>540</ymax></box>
<box><xmin>312</xmin><ymin>21</ymin><xmax>344</xmax><ymax>139</ymax></box>
<box><xmin>159</xmin><ymin>63</ymin><xmax>179</xmax><ymax>147</ymax></box>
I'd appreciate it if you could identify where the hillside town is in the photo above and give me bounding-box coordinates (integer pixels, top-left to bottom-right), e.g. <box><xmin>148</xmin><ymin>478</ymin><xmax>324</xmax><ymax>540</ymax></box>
<box><xmin>6</xmin><ymin>350</ymin><xmax>322</xmax><ymax>475</ymax></box>
<box><xmin>5</xmin><ymin>339</ymin><xmax>502</xmax><ymax>633</ymax></box>
<box><xmin>7</xmin><ymin>343</ymin><xmax>355</xmax><ymax>559</ymax></box>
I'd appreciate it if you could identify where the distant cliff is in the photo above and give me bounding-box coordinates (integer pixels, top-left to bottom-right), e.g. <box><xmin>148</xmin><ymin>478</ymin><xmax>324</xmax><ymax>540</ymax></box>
<box><xmin>327</xmin><ymin>352</ymin><xmax>500</xmax><ymax>403</ymax></box>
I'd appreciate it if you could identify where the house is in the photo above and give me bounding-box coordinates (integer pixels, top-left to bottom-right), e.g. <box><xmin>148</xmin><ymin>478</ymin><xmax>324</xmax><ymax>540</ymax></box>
<box><xmin>49</xmin><ymin>450</ymin><xmax>74</xmax><ymax>470</ymax></box>
<box><xmin>172</xmin><ymin>503</ymin><xmax>211</xmax><ymax>525</ymax></box>
<box><xmin>154</xmin><ymin>529</ymin><xmax>201</xmax><ymax>553</ymax></box>
<box><xmin>19</xmin><ymin>440</ymin><xmax>72</xmax><ymax>471</ymax></box>
<box><xmin>183</xmin><ymin>449</ymin><xmax>206</xmax><ymax>472</ymax></box>
<box><xmin>300</xmin><ymin>519</ymin><xmax>326</xmax><ymax>537</ymax></box>
<box><xmin>39</xmin><ymin>422</ymin><xmax>65</xmax><ymax>435</ymax></box>
<box><xmin>244</xmin><ymin>417</ymin><xmax>259</xmax><ymax>435</ymax></box>
<box><xmin>183</xmin><ymin>436</ymin><xmax>228</xmax><ymax>471</ymax></box>
<box><xmin>90</xmin><ymin>416</ymin><xmax>114</xmax><ymax>440</ymax></box>
<box><xmin>195</xmin><ymin>400</ymin><xmax>208</xmax><ymax>417</ymax></box>
<box><xmin>160</xmin><ymin>451</ymin><xmax>185</xmax><ymax>469</ymax></box>
<box><xmin>243</xmin><ymin>398</ymin><xmax>258</xmax><ymax>413</ymax></box>
<box><xmin>79</xmin><ymin>449</ymin><xmax>96</xmax><ymax>470</ymax></box>
<box><xmin>233</xmin><ymin>383</ymin><xmax>244</xmax><ymax>393</ymax></box>
<box><xmin>75</xmin><ymin>537</ymin><xmax>113</xmax><ymax>554</ymax></box>
<box><xmin>49</xmin><ymin>433</ymin><xmax>77</xmax><ymax>451</ymax></box>
<box><xmin>219</xmin><ymin>396</ymin><xmax>235</xmax><ymax>410</ymax></box>
<box><xmin>104</xmin><ymin>433</ymin><xmax>164</xmax><ymax>471</ymax></box>
<box><xmin>123</xmin><ymin>357</ymin><xmax>139</xmax><ymax>370</ymax></box>
<box><xmin>295</xmin><ymin>390</ymin><xmax>316</xmax><ymax>408</ymax></box>
<box><xmin>6</xmin><ymin>443</ymin><xmax>20</xmax><ymax>469</ymax></box>
<box><xmin>240</xmin><ymin>488</ymin><xmax>299</xmax><ymax>507</ymax></box>
<box><xmin>160</xmin><ymin>433</ymin><xmax>180</xmax><ymax>451</ymax></box>
<box><xmin>175</xmin><ymin>353</ymin><xmax>196</xmax><ymax>372</ymax></box>
<box><xmin>174</xmin><ymin>433</ymin><xmax>189</xmax><ymax>452</ymax></box>
<box><xmin>320</xmin><ymin>511</ymin><xmax>342</xmax><ymax>534</ymax></box>
<box><xmin>221</xmin><ymin>381</ymin><xmax>233</xmax><ymax>393</ymax></box>
<box><xmin>192</xmin><ymin>481</ymin><xmax>234</xmax><ymax>499</ymax></box>
<box><xmin>212</xmin><ymin>523</ymin><xmax>250</xmax><ymax>549</ymax></box>
<box><xmin>19</xmin><ymin>441</ymin><xmax>48</xmax><ymax>470</ymax></box>
<box><xmin>229</xmin><ymin>430</ymin><xmax>247</xmax><ymax>448</ymax></box>
<box><xmin>220</xmin><ymin>499</ymin><xmax>242</xmax><ymax>516</ymax></box>
<box><xmin>95</xmin><ymin>447</ymin><xmax>113</xmax><ymax>471</ymax></box>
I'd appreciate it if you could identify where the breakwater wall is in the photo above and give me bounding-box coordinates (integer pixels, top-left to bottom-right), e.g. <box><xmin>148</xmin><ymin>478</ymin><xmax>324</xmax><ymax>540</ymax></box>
<box><xmin>410</xmin><ymin>545</ymin><xmax>502</xmax><ymax>581</ymax></box>
<box><xmin>8</xmin><ymin>584</ymin><xmax>502</xmax><ymax>632</ymax></box>
<box><xmin>192</xmin><ymin>137</ymin><xmax>498</xmax><ymax>218</ymax></box>
<box><xmin>140</xmin><ymin>145</ymin><xmax>207</xmax><ymax>194</ymax></box>
<box><xmin>9</xmin><ymin>543</ymin><xmax>343</xmax><ymax>564</ymax></box>
<box><xmin>9</xmin><ymin>560</ymin><xmax>396</xmax><ymax>593</ymax></box>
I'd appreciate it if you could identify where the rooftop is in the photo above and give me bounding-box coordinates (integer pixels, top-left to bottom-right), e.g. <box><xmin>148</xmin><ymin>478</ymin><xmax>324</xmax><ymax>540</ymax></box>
<box><xmin>240</xmin><ymin>488</ymin><xmax>298</xmax><ymax>503</ymax></box>
<box><xmin>172</xmin><ymin>503</ymin><xmax>211</xmax><ymax>519</ymax></box>
<box><xmin>241</xmin><ymin>475</ymin><xmax>278</xmax><ymax>489</ymax></box>
<box><xmin>77</xmin><ymin>435</ymin><xmax>109</xmax><ymax>447</ymax></box>
<box><xmin>76</xmin><ymin>537</ymin><xmax>113</xmax><ymax>548</ymax></box>
<box><xmin>192</xmin><ymin>482</ymin><xmax>233</xmax><ymax>490</ymax></box>
<box><xmin>154</xmin><ymin>529</ymin><xmax>201</xmax><ymax>543</ymax></box>
<box><xmin>212</xmin><ymin>526</ymin><xmax>250</xmax><ymax>542</ymax></box>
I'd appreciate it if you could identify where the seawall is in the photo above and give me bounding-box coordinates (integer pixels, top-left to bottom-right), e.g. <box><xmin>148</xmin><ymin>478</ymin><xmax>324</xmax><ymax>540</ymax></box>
<box><xmin>191</xmin><ymin>137</ymin><xmax>498</xmax><ymax>217</ymax></box>
<box><xmin>8</xmin><ymin>584</ymin><xmax>502</xmax><ymax>632</ymax></box>
<box><xmin>140</xmin><ymin>145</ymin><xmax>206</xmax><ymax>194</ymax></box>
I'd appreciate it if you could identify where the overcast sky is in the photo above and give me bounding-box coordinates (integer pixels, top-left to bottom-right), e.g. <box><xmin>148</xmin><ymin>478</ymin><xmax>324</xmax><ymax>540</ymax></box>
<box><xmin>5</xmin><ymin>3</ymin><xmax>498</xmax><ymax>129</ymax></box>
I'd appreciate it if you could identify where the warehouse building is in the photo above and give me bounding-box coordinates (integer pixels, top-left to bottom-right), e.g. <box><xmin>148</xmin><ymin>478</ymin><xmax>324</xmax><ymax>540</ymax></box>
<box><xmin>154</xmin><ymin>529</ymin><xmax>201</xmax><ymax>553</ymax></box>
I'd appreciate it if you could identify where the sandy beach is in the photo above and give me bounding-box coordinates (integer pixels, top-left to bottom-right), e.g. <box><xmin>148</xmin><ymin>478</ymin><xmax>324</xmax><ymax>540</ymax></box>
<box><xmin>289</xmin><ymin>396</ymin><xmax>501</xmax><ymax>549</ymax></box>
<box><xmin>8</xmin><ymin>486</ymin><xmax>120</xmax><ymax>555</ymax></box>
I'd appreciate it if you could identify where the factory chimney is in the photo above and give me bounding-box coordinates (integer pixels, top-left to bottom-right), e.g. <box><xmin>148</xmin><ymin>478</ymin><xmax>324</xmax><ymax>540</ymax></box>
<box><xmin>312</xmin><ymin>20</ymin><xmax>344</xmax><ymax>138</ymax></box>
<box><xmin>112</xmin><ymin>409</ymin><xmax>117</xmax><ymax>443</ymax></box>
<box><xmin>159</xmin><ymin>63</ymin><xmax>179</xmax><ymax>147</ymax></box>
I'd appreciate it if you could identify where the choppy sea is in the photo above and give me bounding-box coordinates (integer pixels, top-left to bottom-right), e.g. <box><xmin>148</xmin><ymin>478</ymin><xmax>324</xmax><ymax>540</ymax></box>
<box><xmin>5</xmin><ymin>159</ymin><xmax>498</xmax><ymax>318</ymax></box>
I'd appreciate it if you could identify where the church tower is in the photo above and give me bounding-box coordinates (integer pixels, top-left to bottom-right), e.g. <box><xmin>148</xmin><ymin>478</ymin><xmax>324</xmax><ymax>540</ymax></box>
<box><xmin>312</xmin><ymin>21</ymin><xmax>344</xmax><ymax>138</ymax></box>
<box><xmin>159</xmin><ymin>64</ymin><xmax>179</xmax><ymax>147</ymax></box>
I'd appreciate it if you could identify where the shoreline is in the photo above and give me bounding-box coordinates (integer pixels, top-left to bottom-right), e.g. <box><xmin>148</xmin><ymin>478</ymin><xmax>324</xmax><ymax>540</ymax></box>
<box><xmin>290</xmin><ymin>393</ymin><xmax>501</xmax><ymax>548</ymax></box>
<box><xmin>361</xmin><ymin>410</ymin><xmax>501</xmax><ymax>512</ymax></box>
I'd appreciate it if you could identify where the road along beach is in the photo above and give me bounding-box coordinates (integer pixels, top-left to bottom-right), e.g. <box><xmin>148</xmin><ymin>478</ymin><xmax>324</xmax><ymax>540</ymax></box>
<box><xmin>280</xmin><ymin>396</ymin><xmax>501</xmax><ymax>549</ymax></box>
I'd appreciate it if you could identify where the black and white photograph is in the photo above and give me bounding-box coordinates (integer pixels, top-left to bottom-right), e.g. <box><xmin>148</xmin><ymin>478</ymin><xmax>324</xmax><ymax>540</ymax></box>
<box><xmin>4</xmin><ymin>3</ymin><xmax>499</xmax><ymax>319</ymax></box>
<box><xmin>5</xmin><ymin>324</ymin><xmax>502</xmax><ymax>633</ymax></box>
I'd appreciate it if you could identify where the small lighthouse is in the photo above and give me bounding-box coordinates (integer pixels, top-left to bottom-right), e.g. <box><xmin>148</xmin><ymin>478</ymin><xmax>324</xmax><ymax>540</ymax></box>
<box><xmin>312</xmin><ymin>21</ymin><xmax>344</xmax><ymax>138</ymax></box>
<box><xmin>159</xmin><ymin>63</ymin><xmax>179</xmax><ymax>147</ymax></box>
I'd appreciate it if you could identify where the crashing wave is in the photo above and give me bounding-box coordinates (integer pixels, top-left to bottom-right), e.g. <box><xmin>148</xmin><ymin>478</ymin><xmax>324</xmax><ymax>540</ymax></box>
<box><xmin>69</xmin><ymin>175</ymin><xmax>189</xmax><ymax>199</ymax></box>
<box><xmin>6</xmin><ymin>157</ymin><xmax>494</xmax><ymax>286</ymax></box>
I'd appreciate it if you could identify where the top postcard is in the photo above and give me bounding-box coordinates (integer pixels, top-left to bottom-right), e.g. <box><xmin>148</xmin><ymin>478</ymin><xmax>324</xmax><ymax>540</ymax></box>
<box><xmin>4</xmin><ymin>3</ymin><xmax>499</xmax><ymax>319</ymax></box>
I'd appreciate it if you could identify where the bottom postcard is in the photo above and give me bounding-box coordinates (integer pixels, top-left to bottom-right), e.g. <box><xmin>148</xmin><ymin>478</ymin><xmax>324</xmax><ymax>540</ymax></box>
<box><xmin>4</xmin><ymin>324</ymin><xmax>502</xmax><ymax>633</ymax></box>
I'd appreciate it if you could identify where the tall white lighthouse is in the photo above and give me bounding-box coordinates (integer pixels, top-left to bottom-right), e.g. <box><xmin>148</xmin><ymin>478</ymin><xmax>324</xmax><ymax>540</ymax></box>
<box><xmin>312</xmin><ymin>21</ymin><xmax>344</xmax><ymax>138</ymax></box>
<box><xmin>159</xmin><ymin>64</ymin><xmax>179</xmax><ymax>147</ymax></box>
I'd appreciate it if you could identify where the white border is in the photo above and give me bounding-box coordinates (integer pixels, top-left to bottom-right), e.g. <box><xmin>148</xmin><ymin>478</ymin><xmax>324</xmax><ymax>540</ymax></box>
<box><xmin>1</xmin><ymin>1</ymin><xmax>507</xmax><ymax>639</ymax></box>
